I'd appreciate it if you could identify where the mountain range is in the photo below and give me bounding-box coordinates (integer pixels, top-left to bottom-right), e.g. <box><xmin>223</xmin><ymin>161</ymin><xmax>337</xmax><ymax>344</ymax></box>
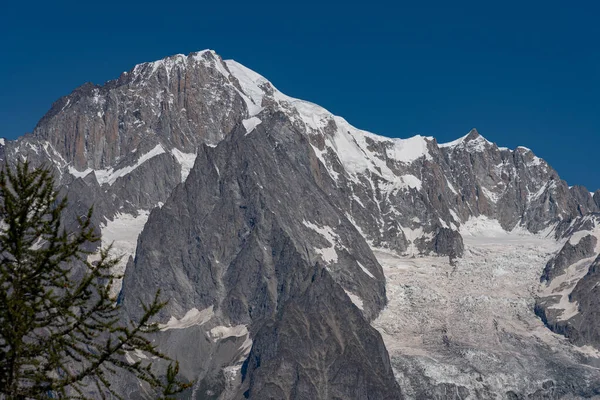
<box><xmin>4</xmin><ymin>49</ymin><xmax>600</xmax><ymax>399</ymax></box>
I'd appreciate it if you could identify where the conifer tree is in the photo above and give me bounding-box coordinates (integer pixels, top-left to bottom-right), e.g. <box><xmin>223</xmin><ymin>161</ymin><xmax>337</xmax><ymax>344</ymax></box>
<box><xmin>0</xmin><ymin>161</ymin><xmax>190</xmax><ymax>399</ymax></box>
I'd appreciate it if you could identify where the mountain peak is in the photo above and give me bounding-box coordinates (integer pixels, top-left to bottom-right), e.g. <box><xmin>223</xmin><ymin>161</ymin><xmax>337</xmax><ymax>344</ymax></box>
<box><xmin>439</xmin><ymin>128</ymin><xmax>490</xmax><ymax>149</ymax></box>
<box><xmin>126</xmin><ymin>49</ymin><xmax>221</xmax><ymax>79</ymax></box>
<box><xmin>464</xmin><ymin>128</ymin><xmax>481</xmax><ymax>141</ymax></box>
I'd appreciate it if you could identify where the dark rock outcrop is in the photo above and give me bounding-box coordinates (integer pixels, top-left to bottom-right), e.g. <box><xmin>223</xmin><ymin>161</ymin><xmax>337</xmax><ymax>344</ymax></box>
<box><xmin>541</xmin><ymin>234</ymin><xmax>597</xmax><ymax>283</ymax></box>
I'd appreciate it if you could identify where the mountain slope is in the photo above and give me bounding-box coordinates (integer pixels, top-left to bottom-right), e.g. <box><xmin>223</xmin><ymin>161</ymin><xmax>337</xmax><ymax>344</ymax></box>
<box><xmin>2</xmin><ymin>49</ymin><xmax>600</xmax><ymax>399</ymax></box>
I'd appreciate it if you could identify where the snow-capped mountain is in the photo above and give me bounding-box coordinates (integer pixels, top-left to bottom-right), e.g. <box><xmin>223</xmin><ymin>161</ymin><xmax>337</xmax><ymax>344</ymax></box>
<box><xmin>3</xmin><ymin>50</ymin><xmax>600</xmax><ymax>399</ymax></box>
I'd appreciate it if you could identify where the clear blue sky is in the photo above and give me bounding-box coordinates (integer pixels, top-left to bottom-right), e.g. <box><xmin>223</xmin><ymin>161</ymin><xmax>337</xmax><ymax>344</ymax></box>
<box><xmin>2</xmin><ymin>1</ymin><xmax>599</xmax><ymax>189</ymax></box>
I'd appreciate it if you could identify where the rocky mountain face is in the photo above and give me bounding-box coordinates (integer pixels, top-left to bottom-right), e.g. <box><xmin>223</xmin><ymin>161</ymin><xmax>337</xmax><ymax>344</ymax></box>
<box><xmin>536</xmin><ymin>213</ymin><xmax>600</xmax><ymax>350</ymax></box>
<box><xmin>3</xmin><ymin>49</ymin><xmax>600</xmax><ymax>399</ymax></box>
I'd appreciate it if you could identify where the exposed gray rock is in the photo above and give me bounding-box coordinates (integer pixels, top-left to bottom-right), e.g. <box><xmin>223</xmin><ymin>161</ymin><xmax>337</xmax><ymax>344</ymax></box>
<box><xmin>32</xmin><ymin>51</ymin><xmax>246</xmax><ymax>170</ymax></box>
<box><xmin>570</xmin><ymin>185</ymin><xmax>599</xmax><ymax>216</ymax></box>
<box><xmin>594</xmin><ymin>190</ymin><xmax>600</xmax><ymax>209</ymax></box>
<box><xmin>538</xmin><ymin>249</ymin><xmax>600</xmax><ymax>350</ymax></box>
<box><xmin>431</xmin><ymin>227</ymin><xmax>464</xmax><ymax>258</ymax></box>
<box><xmin>239</xmin><ymin>267</ymin><xmax>402</xmax><ymax>400</ymax></box>
<box><xmin>568</xmin><ymin>255</ymin><xmax>600</xmax><ymax>347</ymax></box>
<box><xmin>121</xmin><ymin>114</ymin><xmax>396</xmax><ymax>397</ymax></box>
<box><xmin>535</xmin><ymin>213</ymin><xmax>600</xmax><ymax>351</ymax></box>
<box><xmin>541</xmin><ymin>234</ymin><xmax>597</xmax><ymax>283</ymax></box>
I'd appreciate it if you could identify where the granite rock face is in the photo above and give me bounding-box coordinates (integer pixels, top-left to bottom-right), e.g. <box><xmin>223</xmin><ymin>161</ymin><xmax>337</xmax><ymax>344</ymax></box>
<box><xmin>33</xmin><ymin>51</ymin><xmax>245</xmax><ymax>170</ymax></box>
<box><xmin>241</xmin><ymin>267</ymin><xmax>401</xmax><ymax>400</ymax></box>
<box><xmin>541</xmin><ymin>234</ymin><xmax>597</xmax><ymax>283</ymax></box>
<box><xmin>3</xmin><ymin>49</ymin><xmax>600</xmax><ymax>398</ymax></box>
<box><xmin>536</xmin><ymin>213</ymin><xmax>600</xmax><ymax>351</ymax></box>
<box><xmin>121</xmin><ymin>114</ymin><xmax>397</xmax><ymax>397</ymax></box>
<box><xmin>568</xmin><ymin>255</ymin><xmax>600</xmax><ymax>347</ymax></box>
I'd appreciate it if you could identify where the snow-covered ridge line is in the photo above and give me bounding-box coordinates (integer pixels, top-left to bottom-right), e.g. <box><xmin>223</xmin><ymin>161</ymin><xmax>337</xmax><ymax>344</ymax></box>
<box><xmin>438</xmin><ymin>131</ymin><xmax>490</xmax><ymax>148</ymax></box>
<box><xmin>223</xmin><ymin>58</ymin><xmax>555</xmax><ymax>195</ymax></box>
<box><xmin>81</xmin><ymin>49</ymin><xmax>553</xmax><ymax>186</ymax></box>
<box><xmin>128</xmin><ymin>49</ymin><xmax>215</xmax><ymax>77</ymax></box>
<box><xmin>226</xmin><ymin>59</ymin><xmax>435</xmax><ymax>163</ymax></box>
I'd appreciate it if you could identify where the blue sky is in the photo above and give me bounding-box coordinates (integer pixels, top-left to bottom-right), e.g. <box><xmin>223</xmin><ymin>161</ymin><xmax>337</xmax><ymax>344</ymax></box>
<box><xmin>1</xmin><ymin>1</ymin><xmax>599</xmax><ymax>189</ymax></box>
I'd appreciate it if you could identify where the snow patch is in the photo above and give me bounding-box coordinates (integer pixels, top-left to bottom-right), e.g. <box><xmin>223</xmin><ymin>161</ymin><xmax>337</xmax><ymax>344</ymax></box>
<box><xmin>569</xmin><ymin>230</ymin><xmax>593</xmax><ymax>246</ymax></box>
<box><xmin>159</xmin><ymin>306</ymin><xmax>214</xmax><ymax>331</ymax></box>
<box><xmin>541</xmin><ymin>256</ymin><xmax>594</xmax><ymax>322</ymax></box>
<box><xmin>460</xmin><ymin>216</ymin><xmax>508</xmax><ymax>238</ymax></box>
<box><xmin>171</xmin><ymin>148</ymin><xmax>196</xmax><ymax>182</ymax></box>
<box><xmin>401</xmin><ymin>226</ymin><xmax>432</xmax><ymax>256</ymax></box>
<box><xmin>357</xmin><ymin>261</ymin><xmax>375</xmax><ymax>279</ymax></box>
<box><xmin>386</xmin><ymin>135</ymin><xmax>432</xmax><ymax>164</ymax></box>
<box><xmin>302</xmin><ymin>220</ymin><xmax>339</xmax><ymax>263</ymax></box>
<box><xmin>449</xmin><ymin>209</ymin><xmax>461</xmax><ymax>223</ymax></box>
<box><xmin>209</xmin><ymin>325</ymin><xmax>249</xmax><ymax>342</ymax></box>
<box><xmin>446</xmin><ymin>179</ymin><xmax>458</xmax><ymax>195</ymax></box>
<box><xmin>344</xmin><ymin>290</ymin><xmax>364</xmax><ymax>310</ymax></box>
<box><xmin>528</xmin><ymin>181</ymin><xmax>556</xmax><ymax>202</ymax></box>
<box><xmin>439</xmin><ymin>131</ymin><xmax>491</xmax><ymax>151</ymax></box>
<box><xmin>101</xmin><ymin>211</ymin><xmax>150</xmax><ymax>298</ymax></box>
<box><xmin>242</xmin><ymin>117</ymin><xmax>262</xmax><ymax>135</ymax></box>
<box><xmin>224</xmin><ymin>60</ymin><xmax>265</xmax><ymax>116</ymax></box>
<box><xmin>69</xmin><ymin>144</ymin><xmax>166</xmax><ymax>186</ymax></box>
<box><xmin>480</xmin><ymin>186</ymin><xmax>500</xmax><ymax>203</ymax></box>
<box><xmin>400</xmin><ymin>174</ymin><xmax>422</xmax><ymax>191</ymax></box>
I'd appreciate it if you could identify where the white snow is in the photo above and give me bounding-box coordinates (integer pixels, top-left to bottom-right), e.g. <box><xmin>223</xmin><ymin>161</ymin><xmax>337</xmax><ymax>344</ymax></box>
<box><xmin>370</xmin><ymin>224</ymin><xmax>597</xmax><ymax>394</ymax></box>
<box><xmin>352</xmin><ymin>193</ymin><xmax>365</xmax><ymax>208</ymax></box>
<box><xmin>439</xmin><ymin>131</ymin><xmax>490</xmax><ymax>151</ymax></box>
<box><xmin>344</xmin><ymin>290</ymin><xmax>364</xmax><ymax>310</ymax></box>
<box><xmin>171</xmin><ymin>148</ymin><xmax>197</xmax><ymax>182</ymax></box>
<box><xmin>209</xmin><ymin>324</ymin><xmax>249</xmax><ymax>342</ymax></box>
<box><xmin>449</xmin><ymin>209</ymin><xmax>461</xmax><ymax>223</ymax></box>
<box><xmin>569</xmin><ymin>230</ymin><xmax>593</xmax><ymax>246</ymax></box>
<box><xmin>357</xmin><ymin>261</ymin><xmax>375</xmax><ymax>279</ymax></box>
<box><xmin>401</xmin><ymin>174</ymin><xmax>422</xmax><ymax>190</ymax></box>
<box><xmin>69</xmin><ymin>144</ymin><xmax>166</xmax><ymax>186</ymax></box>
<box><xmin>401</xmin><ymin>226</ymin><xmax>433</xmax><ymax>256</ymax></box>
<box><xmin>386</xmin><ymin>135</ymin><xmax>432</xmax><ymax>164</ymax></box>
<box><xmin>328</xmin><ymin>126</ymin><xmax>372</xmax><ymax>177</ymax></box>
<box><xmin>225</xmin><ymin>56</ymin><xmax>436</xmax><ymax>192</ymax></box>
<box><xmin>480</xmin><ymin>186</ymin><xmax>499</xmax><ymax>203</ymax></box>
<box><xmin>134</xmin><ymin>348</ymin><xmax>148</xmax><ymax>360</ymax></box>
<box><xmin>302</xmin><ymin>220</ymin><xmax>339</xmax><ymax>263</ymax></box>
<box><xmin>459</xmin><ymin>216</ymin><xmax>509</xmax><ymax>237</ymax></box>
<box><xmin>528</xmin><ymin>181</ymin><xmax>556</xmax><ymax>202</ymax></box>
<box><xmin>242</xmin><ymin>117</ymin><xmax>262</xmax><ymax>135</ymax></box>
<box><xmin>446</xmin><ymin>179</ymin><xmax>458</xmax><ymax>195</ymax></box>
<box><xmin>159</xmin><ymin>306</ymin><xmax>214</xmax><ymax>331</ymax></box>
<box><xmin>224</xmin><ymin>60</ymin><xmax>265</xmax><ymax>116</ymax></box>
<box><xmin>438</xmin><ymin>133</ymin><xmax>470</xmax><ymax>148</ymax></box>
<box><xmin>100</xmin><ymin>211</ymin><xmax>151</xmax><ymax>298</ymax></box>
<box><xmin>125</xmin><ymin>352</ymin><xmax>136</xmax><ymax>364</ymax></box>
<box><xmin>0</xmin><ymin>138</ymin><xmax>5</xmax><ymax>146</ymax></box>
<box><xmin>67</xmin><ymin>167</ymin><xmax>93</xmax><ymax>179</ymax></box>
